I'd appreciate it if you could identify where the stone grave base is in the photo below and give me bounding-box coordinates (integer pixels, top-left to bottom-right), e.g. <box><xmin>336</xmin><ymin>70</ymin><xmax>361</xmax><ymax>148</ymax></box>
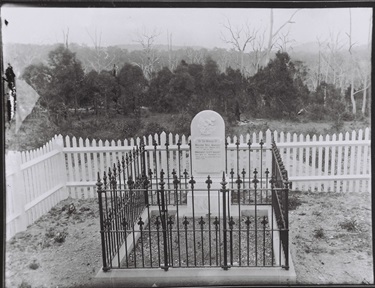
<box><xmin>95</xmin><ymin>265</ymin><xmax>296</xmax><ymax>287</ymax></box>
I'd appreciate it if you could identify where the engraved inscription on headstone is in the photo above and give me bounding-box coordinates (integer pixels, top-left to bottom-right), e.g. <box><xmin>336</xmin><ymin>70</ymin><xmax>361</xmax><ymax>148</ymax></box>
<box><xmin>193</xmin><ymin>138</ymin><xmax>222</xmax><ymax>173</ymax></box>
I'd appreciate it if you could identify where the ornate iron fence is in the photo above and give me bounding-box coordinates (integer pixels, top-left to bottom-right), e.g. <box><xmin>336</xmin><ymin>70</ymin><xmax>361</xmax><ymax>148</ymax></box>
<box><xmin>97</xmin><ymin>143</ymin><xmax>149</xmax><ymax>271</ymax></box>
<box><xmin>97</xmin><ymin>139</ymin><xmax>290</xmax><ymax>271</ymax></box>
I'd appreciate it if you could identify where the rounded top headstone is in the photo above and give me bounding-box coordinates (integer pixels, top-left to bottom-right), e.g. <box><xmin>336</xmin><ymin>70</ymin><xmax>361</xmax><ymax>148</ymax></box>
<box><xmin>191</xmin><ymin>110</ymin><xmax>225</xmax><ymax>137</ymax></box>
<box><xmin>190</xmin><ymin>110</ymin><xmax>225</xmax><ymax>176</ymax></box>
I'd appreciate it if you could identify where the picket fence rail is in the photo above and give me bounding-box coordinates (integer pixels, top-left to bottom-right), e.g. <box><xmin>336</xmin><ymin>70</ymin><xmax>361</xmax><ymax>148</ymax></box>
<box><xmin>5</xmin><ymin>128</ymin><xmax>371</xmax><ymax>240</ymax></box>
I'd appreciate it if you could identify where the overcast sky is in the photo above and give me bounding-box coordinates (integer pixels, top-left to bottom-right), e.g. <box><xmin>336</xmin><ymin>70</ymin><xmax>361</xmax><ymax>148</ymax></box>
<box><xmin>1</xmin><ymin>6</ymin><xmax>373</xmax><ymax>50</ymax></box>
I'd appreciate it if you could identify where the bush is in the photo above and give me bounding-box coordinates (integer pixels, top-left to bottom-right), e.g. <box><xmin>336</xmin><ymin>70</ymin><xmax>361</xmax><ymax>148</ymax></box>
<box><xmin>305</xmin><ymin>127</ymin><xmax>319</xmax><ymax>137</ymax></box>
<box><xmin>330</xmin><ymin>117</ymin><xmax>344</xmax><ymax>133</ymax></box>
<box><xmin>172</xmin><ymin>112</ymin><xmax>192</xmax><ymax>136</ymax></box>
<box><xmin>143</xmin><ymin>122</ymin><xmax>167</xmax><ymax>136</ymax></box>
<box><xmin>341</xmin><ymin>111</ymin><xmax>355</xmax><ymax>121</ymax></box>
<box><xmin>305</xmin><ymin>104</ymin><xmax>329</xmax><ymax>121</ymax></box>
<box><xmin>122</xmin><ymin>118</ymin><xmax>143</xmax><ymax>138</ymax></box>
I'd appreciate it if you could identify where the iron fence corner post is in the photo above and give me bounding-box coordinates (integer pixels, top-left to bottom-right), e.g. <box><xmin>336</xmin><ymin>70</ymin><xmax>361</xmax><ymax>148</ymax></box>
<box><xmin>97</xmin><ymin>172</ymin><xmax>109</xmax><ymax>272</ymax></box>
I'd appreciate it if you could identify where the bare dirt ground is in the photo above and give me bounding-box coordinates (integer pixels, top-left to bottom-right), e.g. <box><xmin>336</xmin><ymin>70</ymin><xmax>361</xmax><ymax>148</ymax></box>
<box><xmin>288</xmin><ymin>190</ymin><xmax>373</xmax><ymax>284</ymax></box>
<box><xmin>5</xmin><ymin>189</ymin><xmax>373</xmax><ymax>287</ymax></box>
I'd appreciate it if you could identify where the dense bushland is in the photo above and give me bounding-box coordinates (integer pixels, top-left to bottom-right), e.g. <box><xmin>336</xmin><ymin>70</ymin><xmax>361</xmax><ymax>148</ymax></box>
<box><xmin>22</xmin><ymin>45</ymin><xmax>370</xmax><ymax>126</ymax></box>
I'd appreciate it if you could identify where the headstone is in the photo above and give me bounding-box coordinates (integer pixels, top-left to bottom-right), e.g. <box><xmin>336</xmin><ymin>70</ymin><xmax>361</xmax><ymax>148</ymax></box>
<box><xmin>185</xmin><ymin>110</ymin><xmax>228</xmax><ymax>217</ymax></box>
<box><xmin>191</xmin><ymin>110</ymin><xmax>225</xmax><ymax>177</ymax></box>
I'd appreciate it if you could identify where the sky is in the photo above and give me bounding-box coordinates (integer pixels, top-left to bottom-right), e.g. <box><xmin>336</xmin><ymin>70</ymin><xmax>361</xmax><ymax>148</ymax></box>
<box><xmin>1</xmin><ymin>6</ymin><xmax>373</xmax><ymax>50</ymax></box>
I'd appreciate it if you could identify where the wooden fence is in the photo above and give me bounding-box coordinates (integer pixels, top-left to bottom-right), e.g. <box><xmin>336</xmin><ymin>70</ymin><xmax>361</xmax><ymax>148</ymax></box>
<box><xmin>5</xmin><ymin>135</ymin><xmax>67</xmax><ymax>240</ymax></box>
<box><xmin>5</xmin><ymin>128</ymin><xmax>371</xmax><ymax>240</ymax></box>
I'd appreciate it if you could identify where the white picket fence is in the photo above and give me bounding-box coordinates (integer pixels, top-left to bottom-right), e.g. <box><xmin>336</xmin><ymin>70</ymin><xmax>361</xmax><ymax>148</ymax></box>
<box><xmin>6</xmin><ymin>135</ymin><xmax>67</xmax><ymax>240</ymax></box>
<box><xmin>5</xmin><ymin>128</ymin><xmax>371</xmax><ymax>240</ymax></box>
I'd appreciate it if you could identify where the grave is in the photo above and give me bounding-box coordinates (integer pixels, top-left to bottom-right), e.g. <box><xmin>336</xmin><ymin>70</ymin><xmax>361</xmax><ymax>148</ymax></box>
<box><xmin>95</xmin><ymin>109</ymin><xmax>296</xmax><ymax>286</ymax></box>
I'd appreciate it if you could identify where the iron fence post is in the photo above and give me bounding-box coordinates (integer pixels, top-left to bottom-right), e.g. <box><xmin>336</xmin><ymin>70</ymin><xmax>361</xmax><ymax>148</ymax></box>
<box><xmin>220</xmin><ymin>172</ymin><xmax>230</xmax><ymax>270</ymax></box>
<box><xmin>97</xmin><ymin>173</ymin><xmax>109</xmax><ymax>272</ymax></box>
<box><xmin>283</xmin><ymin>180</ymin><xmax>290</xmax><ymax>270</ymax></box>
<box><xmin>158</xmin><ymin>170</ymin><xmax>169</xmax><ymax>271</ymax></box>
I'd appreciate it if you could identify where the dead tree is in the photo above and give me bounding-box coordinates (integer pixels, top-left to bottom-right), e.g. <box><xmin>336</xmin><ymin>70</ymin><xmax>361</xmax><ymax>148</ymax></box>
<box><xmin>135</xmin><ymin>28</ymin><xmax>161</xmax><ymax>80</ymax></box>
<box><xmin>86</xmin><ymin>28</ymin><xmax>116</xmax><ymax>73</ymax></box>
<box><xmin>250</xmin><ymin>29</ymin><xmax>267</xmax><ymax>74</ymax></box>
<box><xmin>265</xmin><ymin>9</ymin><xmax>300</xmax><ymax>66</ymax></box>
<box><xmin>221</xmin><ymin>18</ymin><xmax>257</xmax><ymax>75</ymax></box>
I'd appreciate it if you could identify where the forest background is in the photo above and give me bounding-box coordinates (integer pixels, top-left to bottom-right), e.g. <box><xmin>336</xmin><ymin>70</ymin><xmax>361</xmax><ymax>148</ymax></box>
<box><xmin>4</xmin><ymin>20</ymin><xmax>371</xmax><ymax>151</ymax></box>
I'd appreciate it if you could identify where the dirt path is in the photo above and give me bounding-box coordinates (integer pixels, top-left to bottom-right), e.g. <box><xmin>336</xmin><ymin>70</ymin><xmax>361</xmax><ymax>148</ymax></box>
<box><xmin>5</xmin><ymin>191</ymin><xmax>373</xmax><ymax>287</ymax></box>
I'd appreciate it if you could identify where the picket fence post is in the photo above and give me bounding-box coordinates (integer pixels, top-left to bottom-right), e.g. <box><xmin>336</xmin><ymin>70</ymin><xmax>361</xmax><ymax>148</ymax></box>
<box><xmin>56</xmin><ymin>134</ymin><xmax>68</xmax><ymax>200</ymax></box>
<box><xmin>13</xmin><ymin>151</ymin><xmax>27</xmax><ymax>233</ymax></box>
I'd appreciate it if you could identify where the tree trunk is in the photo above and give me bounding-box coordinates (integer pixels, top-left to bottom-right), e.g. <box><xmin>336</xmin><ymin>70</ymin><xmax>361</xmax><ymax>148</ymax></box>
<box><xmin>350</xmin><ymin>75</ymin><xmax>356</xmax><ymax>115</ymax></box>
<box><xmin>361</xmin><ymin>75</ymin><xmax>367</xmax><ymax>115</ymax></box>
<box><xmin>240</xmin><ymin>51</ymin><xmax>244</xmax><ymax>75</ymax></box>
<box><xmin>266</xmin><ymin>9</ymin><xmax>274</xmax><ymax>66</ymax></box>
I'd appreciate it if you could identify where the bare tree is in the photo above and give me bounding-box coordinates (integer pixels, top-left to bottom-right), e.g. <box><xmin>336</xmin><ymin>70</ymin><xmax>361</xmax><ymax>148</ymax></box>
<box><xmin>86</xmin><ymin>28</ymin><xmax>116</xmax><ymax>72</ymax></box>
<box><xmin>347</xmin><ymin>8</ymin><xmax>357</xmax><ymax>115</ymax></box>
<box><xmin>221</xmin><ymin>18</ymin><xmax>257</xmax><ymax>75</ymax></box>
<box><xmin>134</xmin><ymin>28</ymin><xmax>161</xmax><ymax>80</ymax></box>
<box><xmin>185</xmin><ymin>47</ymin><xmax>206</xmax><ymax>65</ymax></box>
<box><xmin>215</xmin><ymin>48</ymin><xmax>231</xmax><ymax>73</ymax></box>
<box><xmin>345</xmin><ymin>12</ymin><xmax>372</xmax><ymax>116</ymax></box>
<box><xmin>250</xmin><ymin>28</ymin><xmax>267</xmax><ymax>74</ymax></box>
<box><xmin>274</xmin><ymin>29</ymin><xmax>296</xmax><ymax>53</ymax></box>
<box><xmin>165</xmin><ymin>30</ymin><xmax>179</xmax><ymax>71</ymax></box>
<box><xmin>265</xmin><ymin>9</ymin><xmax>300</xmax><ymax>65</ymax></box>
<box><xmin>360</xmin><ymin>15</ymin><xmax>372</xmax><ymax>115</ymax></box>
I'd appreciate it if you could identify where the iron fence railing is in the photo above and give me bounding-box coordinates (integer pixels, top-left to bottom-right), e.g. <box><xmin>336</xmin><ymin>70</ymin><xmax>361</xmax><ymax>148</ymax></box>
<box><xmin>97</xmin><ymin>139</ymin><xmax>290</xmax><ymax>271</ymax></box>
<box><xmin>97</xmin><ymin>143</ymin><xmax>149</xmax><ymax>271</ymax></box>
<box><xmin>271</xmin><ymin>140</ymin><xmax>290</xmax><ymax>270</ymax></box>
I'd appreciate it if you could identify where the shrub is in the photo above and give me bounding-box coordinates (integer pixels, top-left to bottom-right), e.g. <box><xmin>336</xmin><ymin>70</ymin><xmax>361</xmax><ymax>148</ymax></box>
<box><xmin>122</xmin><ymin>118</ymin><xmax>143</xmax><ymax>138</ymax></box>
<box><xmin>305</xmin><ymin>127</ymin><xmax>319</xmax><ymax>137</ymax></box>
<box><xmin>330</xmin><ymin>117</ymin><xmax>344</xmax><ymax>133</ymax></box>
<box><xmin>341</xmin><ymin>111</ymin><xmax>355</xmax><ymax>121</ymax></box>
<box><xmin>143</xmin><ymin>122</ymin><xmax>167</xmax><ymax>136</ymax></box>
<box><xmin>172</xmin><ymin>112</ymin><xmax>192</xmax><ymax>136</ymax></box>
<box><xmin>306</xmin><ymin>104</ymin><xmax>329</xmax><ymax>121</ymax></box>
